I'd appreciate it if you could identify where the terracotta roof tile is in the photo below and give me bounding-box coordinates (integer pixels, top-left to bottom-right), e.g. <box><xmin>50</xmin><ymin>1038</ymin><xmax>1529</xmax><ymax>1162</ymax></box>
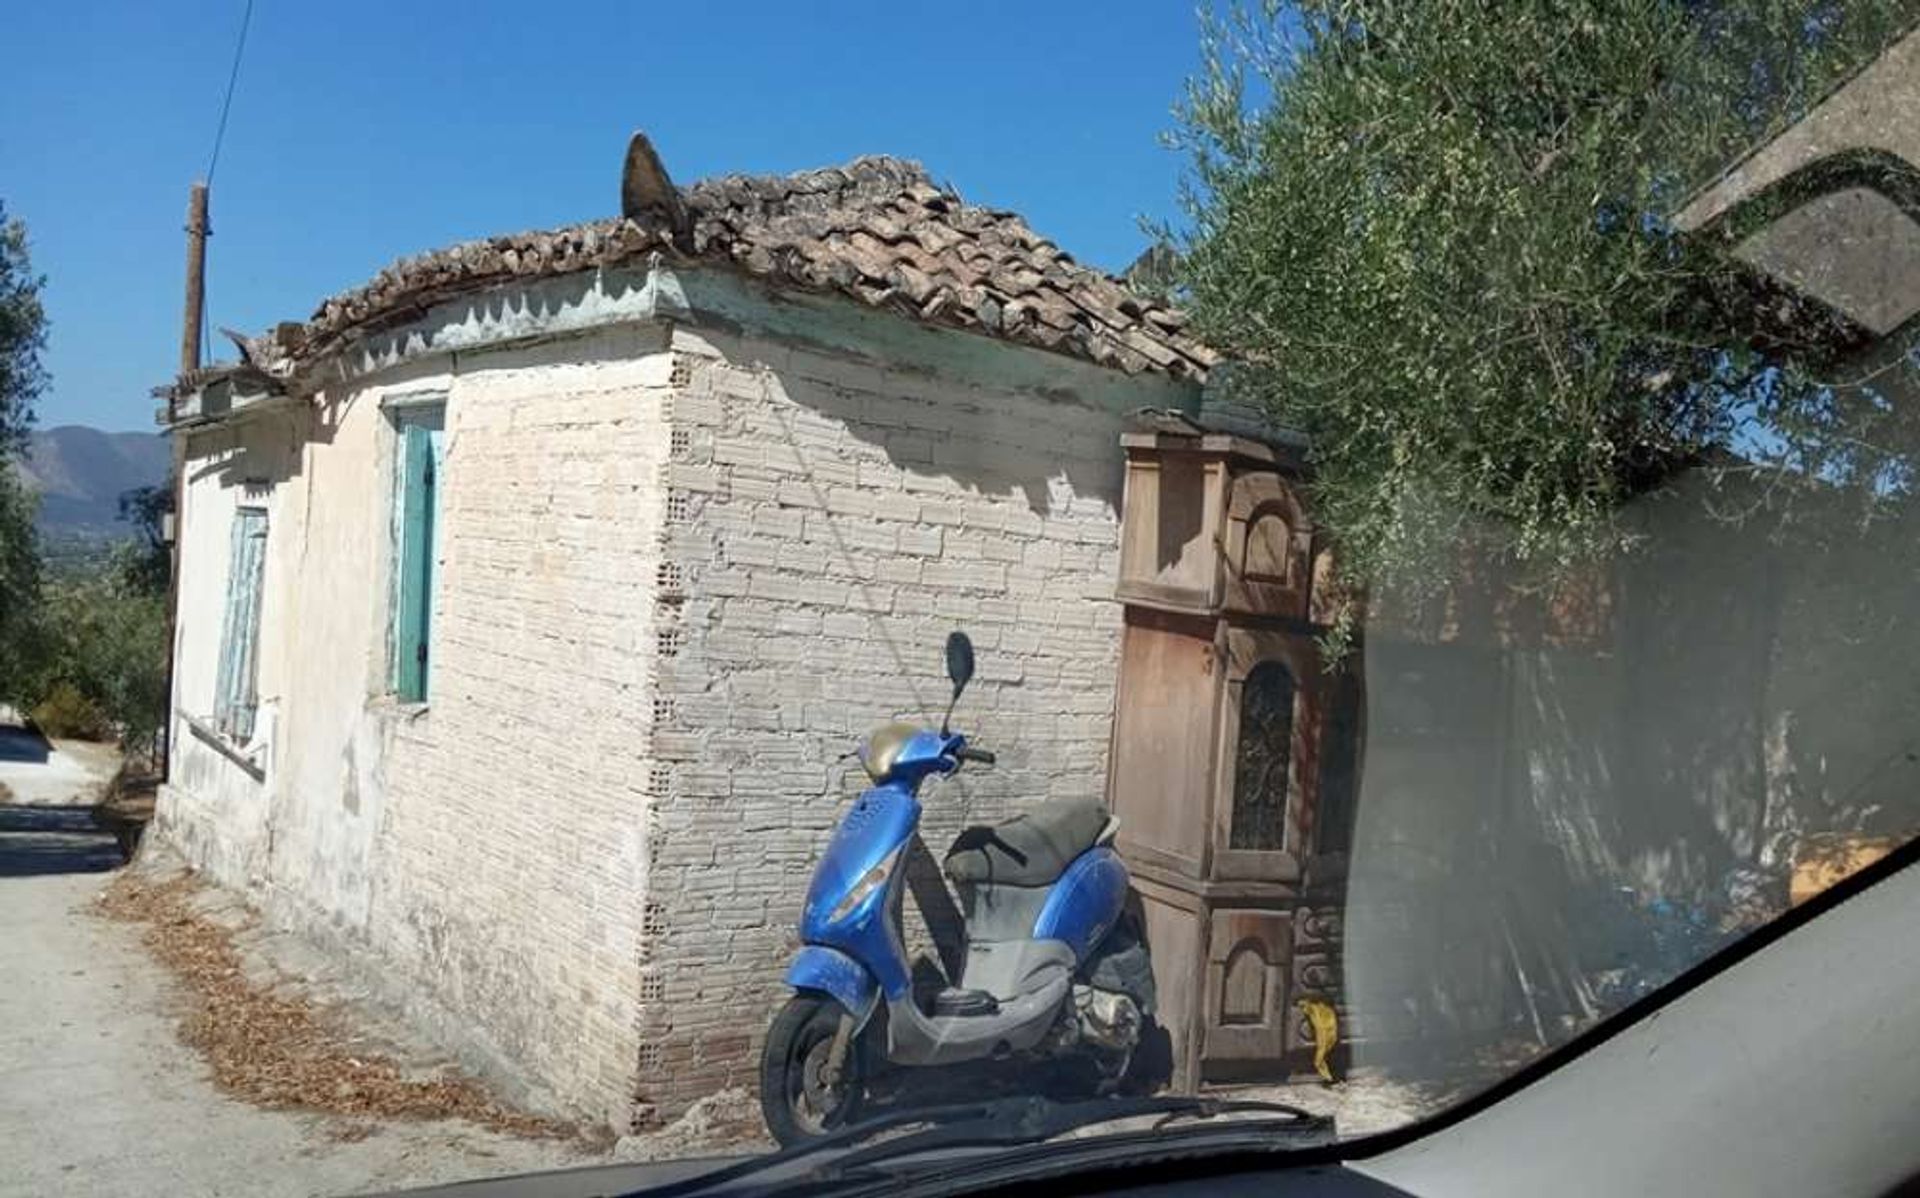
<box><xmin>233</xmin><ymin>153</ymin><xmax>1213</xmax><ymax>386</ymax></box>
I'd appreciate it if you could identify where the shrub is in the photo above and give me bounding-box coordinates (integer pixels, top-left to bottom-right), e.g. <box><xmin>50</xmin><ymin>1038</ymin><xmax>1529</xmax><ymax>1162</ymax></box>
<box><xmin>16</xmin><ymin>570</ymin><xmax>168</xmax><ymax>758</ymax></box>
<box><xmin>30</xmin><ymin>680</ymin><xmax>110</xmax><ymax>741</ymax></box>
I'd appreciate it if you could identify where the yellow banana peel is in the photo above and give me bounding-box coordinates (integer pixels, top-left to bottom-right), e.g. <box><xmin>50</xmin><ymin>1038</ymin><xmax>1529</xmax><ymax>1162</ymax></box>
<box><xmin>1297</xmin><ymin>996</ymin><xmax>1339</xmax><ymax>1083</ymax></box>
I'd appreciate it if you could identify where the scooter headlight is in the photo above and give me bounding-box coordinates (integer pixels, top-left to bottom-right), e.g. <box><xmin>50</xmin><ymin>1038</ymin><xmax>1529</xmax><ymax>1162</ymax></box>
<box><xmin>829</xmin><ymin>846</ymin><xmax>903</xmax><ymax>923</ymax></box>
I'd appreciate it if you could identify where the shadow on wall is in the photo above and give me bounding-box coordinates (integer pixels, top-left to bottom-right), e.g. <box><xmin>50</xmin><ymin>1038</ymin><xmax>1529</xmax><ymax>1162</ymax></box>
<box><xmin>771</xmin><ymin>367</ymin><xmax>1126</xmax><ymax>518</ymax></box>
<box><xmin>754</xmin><ymin>362</ymin><xmax>1124</xmax><ymax>660</ymax></box>
<box><xmin>743</xmin><ymin>360</ymin><xmax>1131</xmax><ymax>976</ymax></box>
<box><xmin>185</xmin><ymin>407</ymin><xmax>310</xmax><ymax>493</ymax></box>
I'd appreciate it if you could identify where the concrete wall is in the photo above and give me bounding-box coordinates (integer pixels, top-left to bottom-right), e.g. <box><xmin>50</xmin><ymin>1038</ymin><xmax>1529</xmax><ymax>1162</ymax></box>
<box><xmin>1340</xmin><ymin>467</ymin><xmax>1920</xmax><ymax>1069</ymax></box>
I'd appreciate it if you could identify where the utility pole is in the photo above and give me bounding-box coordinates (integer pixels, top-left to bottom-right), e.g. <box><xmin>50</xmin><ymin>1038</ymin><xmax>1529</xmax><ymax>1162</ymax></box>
<box><xmin>162</xmin><ymin>181</ymin><xmax>208</xmax><ymax>784</ymax></box>
<box><xmin>180</xmin><ymin>181</ymin><xmax>210</xmax><ymax>374</ymax></box>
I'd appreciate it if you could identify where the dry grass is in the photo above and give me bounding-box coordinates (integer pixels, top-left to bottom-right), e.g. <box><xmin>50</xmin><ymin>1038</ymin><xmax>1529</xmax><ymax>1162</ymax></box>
<box><xmin>96</xmin><ymin>870</ymin><xmax>572</xmax><ymax>1140</ymax></box>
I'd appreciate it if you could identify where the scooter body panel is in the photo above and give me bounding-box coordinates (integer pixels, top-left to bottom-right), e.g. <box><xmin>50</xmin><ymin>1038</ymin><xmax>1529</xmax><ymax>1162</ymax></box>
<box><xmin>1031</xmin><ymin>846</ymin><xmax>1129</xmax><ymax>961</ymax></box>
<box><xmin>799</xmin><ymin>779</ymin><xmax>921</xmax><ymax>1001</ymax></box>
<box><xmin>882</xmin><ymin>945</ymin><xmax>1077</xmax><ymax>1066</ymax></box>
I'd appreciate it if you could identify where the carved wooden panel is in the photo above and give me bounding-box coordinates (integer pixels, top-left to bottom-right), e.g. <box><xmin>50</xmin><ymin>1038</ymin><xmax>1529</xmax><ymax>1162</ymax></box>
<box><xmin>1223</xmin><ymin>471</ymin><xmax>1310</xmax><ymax>619</ymax></box>
<box><xmin>1294</xmin><ymin>905</ymin><xmax>1344</xmax><ymax>950</ymax></box>
<box><xmin>1108</xmin><ymin>609</ymin><xmax>1220</xmax><ymax>880</ymax></box>
<box><xmin>1133</xmin><ymin>878</ymin><xmax>1207</xmax><ymax>1092</ymax></box>
<box><xmin>1202</xmin><ymin>908</ymin><xmax>1292</xmax><ymax>1063</ymax></box>
<box><xmin>1285</xmin><ymin>952</ymin><xmax>1342</xmax><ymax>1052</ymax></box>
<box><xmin>1219</xmin><ymin>943</ymin><xmax>1269</xmax><ymax>1025</ymax></box>
<box><xmin>1292</xmin><ymin>950</ymin><xmax>1340</xmax><ymax>996</ymax></box>
<box><xmin>1243</xmin><ymin>510</ymin><xmax>1293</xmax><ymax>583</ymax></box>
<box><xmin>1117</xmin><ymin>451</ymin><xmax>1227</xmax><ymax>611</ymax></box>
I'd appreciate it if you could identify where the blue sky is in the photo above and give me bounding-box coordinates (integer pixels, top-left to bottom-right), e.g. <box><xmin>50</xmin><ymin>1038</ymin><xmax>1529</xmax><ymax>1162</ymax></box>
<box><xmin>7</xmin><ymin>1</ymin><xmax>1212</xmax><ymax>432</ymax></box>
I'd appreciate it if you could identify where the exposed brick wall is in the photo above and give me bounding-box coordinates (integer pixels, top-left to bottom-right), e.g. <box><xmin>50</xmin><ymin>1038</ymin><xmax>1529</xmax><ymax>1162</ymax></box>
<box><xmin>635</xmin><ymin>328</ymin><xmax>1135</xmax><ymax>1109</ymax></box>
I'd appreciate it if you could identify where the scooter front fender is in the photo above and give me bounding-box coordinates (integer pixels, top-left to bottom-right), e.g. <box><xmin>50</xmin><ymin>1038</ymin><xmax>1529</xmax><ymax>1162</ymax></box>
<box><xmin>785</xmin><ymin>945</ymin><xmax>880</xmax><ymax>1033</ymax></box>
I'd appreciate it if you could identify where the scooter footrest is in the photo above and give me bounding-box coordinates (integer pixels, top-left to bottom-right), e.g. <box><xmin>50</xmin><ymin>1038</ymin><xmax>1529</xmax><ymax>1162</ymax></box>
<box><xmin>931</xmin><ymin>987</ymin><xmax>1000</xmax><ymax>1017</ymax></box>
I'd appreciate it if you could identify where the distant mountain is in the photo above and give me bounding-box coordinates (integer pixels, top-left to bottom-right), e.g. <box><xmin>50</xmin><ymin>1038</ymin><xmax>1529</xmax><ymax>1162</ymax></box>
<box><xmin>17</xmin><ymin>426</ymin><xmax>170</xmax><ymax>539</ymax></box>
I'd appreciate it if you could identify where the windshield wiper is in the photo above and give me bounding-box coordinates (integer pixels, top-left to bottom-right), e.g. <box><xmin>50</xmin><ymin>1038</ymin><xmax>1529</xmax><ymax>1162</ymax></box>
<box><xmin>618</xmin><ymin>1094</ymin><xmax>1333</xmax><ymax>1198</ymax></box>
<box><xmin>820</xmin><ymin>1093</ymin><xmax>1330</xmax><ymax>1178</ymax></box>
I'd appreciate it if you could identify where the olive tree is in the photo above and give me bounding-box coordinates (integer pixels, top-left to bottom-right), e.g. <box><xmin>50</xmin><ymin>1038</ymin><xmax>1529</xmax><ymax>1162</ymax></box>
<box><xmin>1172</xmin><ymin>0</ymin><xmax>1919</xmax><ymax>595</ymax></box>
<box><xmin>0</xmin><ymin>204</ymin><xmax>48</xmax><ymax>705</ymax></box>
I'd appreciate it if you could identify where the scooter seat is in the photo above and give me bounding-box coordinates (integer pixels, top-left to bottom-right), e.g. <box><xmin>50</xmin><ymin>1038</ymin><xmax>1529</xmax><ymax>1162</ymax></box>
<box><xmin>944</xmin><ymin>799</ymin><xmax>1109</xmax><ymax>887</ymax></box>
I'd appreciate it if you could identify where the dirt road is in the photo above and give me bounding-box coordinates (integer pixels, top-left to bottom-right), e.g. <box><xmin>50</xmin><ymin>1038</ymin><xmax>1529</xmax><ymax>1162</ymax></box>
<box><xmin>0</xmin><ymin>800</ymin><xmax>591</xmax><ymax>1197</ymax></box>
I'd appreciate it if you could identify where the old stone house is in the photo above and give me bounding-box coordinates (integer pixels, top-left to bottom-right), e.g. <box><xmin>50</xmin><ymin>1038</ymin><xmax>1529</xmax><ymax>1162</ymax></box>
<box><xmin>154</xmin><ymin>139</ymin><xmax>1216</xmax><ymax>1127</ymax></box>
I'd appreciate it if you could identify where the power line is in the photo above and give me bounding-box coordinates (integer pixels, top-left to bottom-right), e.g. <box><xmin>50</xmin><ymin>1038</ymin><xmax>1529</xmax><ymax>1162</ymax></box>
<box><xmin>198</xmin><ymin>0</ymin><xmax>254</xmax><ymax>367</ymax></box>
<box><xmin>205</xmin><ymin>0</ymin><xmax>255</xmax><ymax>185</ymax></box>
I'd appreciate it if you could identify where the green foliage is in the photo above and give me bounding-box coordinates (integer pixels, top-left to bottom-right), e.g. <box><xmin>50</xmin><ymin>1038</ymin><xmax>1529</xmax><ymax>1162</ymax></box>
<box><xmin>1172</xmin><ymin>0</ymin><xmax>1920</xmax><ymax>591</ymax></box>
<box><xmin>0</xmin><ymin>202</ymin><xmax>47</xmax><ymax>457</ymax></box>
<box><xmin>0</xmin><ymin>203</ymin><xmax>47</xmax><ymax>708</ymax></box>
<box><xmin>0</xmin><ymin>463</ymin><xmax>45</xmax><ymax>707</ymax></box>
<box><xmin>113</xmin><ymin>483</ymin><xmax>173</xmax><ymax>596</ymax></box>
<box><xmin>0</xmin><ymin>205</ymin><xmax>168</xmax><ymax>756</ymax></box>
<box><xmin>23</xmin><ymin>571</ymin><xmax>169</xmax><ymax>758</ymax></box>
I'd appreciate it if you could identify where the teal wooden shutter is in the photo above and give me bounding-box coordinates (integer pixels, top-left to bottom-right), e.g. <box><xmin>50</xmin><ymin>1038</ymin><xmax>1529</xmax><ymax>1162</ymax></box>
<box><xmin>214</xmin><ymin>508</ymin><xmax>269</xmax><ymax>740</ymax></box>
<box><xmin>392</xmin><ymin>411</ymin><xmax>445</xmax><ymax>702</ymax></box>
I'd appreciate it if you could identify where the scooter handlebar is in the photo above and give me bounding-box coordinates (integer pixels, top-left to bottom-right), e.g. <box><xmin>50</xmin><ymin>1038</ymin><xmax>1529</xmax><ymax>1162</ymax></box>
<box><xmin>956</xmin><ymin>746</ymin><xmax>996</xmax><ymax>765</ymax></box>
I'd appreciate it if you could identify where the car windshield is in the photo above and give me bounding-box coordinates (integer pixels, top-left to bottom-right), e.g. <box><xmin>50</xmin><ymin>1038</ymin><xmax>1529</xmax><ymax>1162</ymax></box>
<box><xmin>6</xmin><ymin>3</ymin><xmax>1920</xmax><ymax>1196</ymax></box>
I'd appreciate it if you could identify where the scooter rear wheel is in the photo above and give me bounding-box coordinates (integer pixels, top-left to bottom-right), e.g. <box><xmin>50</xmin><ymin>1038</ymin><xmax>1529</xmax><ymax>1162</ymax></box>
<box><xmin>760</xmin><ymin>993</ymin><xmax>866</xmax><ymax>1146</ymax></box>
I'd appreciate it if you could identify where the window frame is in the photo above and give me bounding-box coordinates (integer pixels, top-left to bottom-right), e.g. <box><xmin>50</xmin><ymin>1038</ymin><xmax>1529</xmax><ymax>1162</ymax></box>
<box><xmin>1213</xmin><ymin>626</ymin><xmax>1320</xmax><ymax>882</ymax></box>
<box><xmin>213</xmin><ymin>505</ymin><xmax>270</xmax><ymax>742</ymax></box>
<box><xmin>1229</xmin><ymin>658</ymin><xmax>1299</xmax><ymax>853</ymax></box>
<box><xmin>388</xmin><ymin>401</ymin><xmax>446</xmax><ymax>704</ymax></box>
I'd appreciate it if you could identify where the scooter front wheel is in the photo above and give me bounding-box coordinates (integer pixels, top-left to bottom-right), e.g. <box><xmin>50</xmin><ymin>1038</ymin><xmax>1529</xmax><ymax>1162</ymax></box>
<box><xmin>760</xmin><ymin>993</ymin><xmax>867</xmax><ymax>1146</ymax></box>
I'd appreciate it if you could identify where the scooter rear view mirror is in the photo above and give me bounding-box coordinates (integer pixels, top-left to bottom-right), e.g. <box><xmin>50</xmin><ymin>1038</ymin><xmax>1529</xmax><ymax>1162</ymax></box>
<box><xmin>942</xmin><ymin>631</ymin><xmax>974</xmax><ymax>733</ymax></box>
<box><xmin>945</xmin><ymin>631</ymin><xmax>975</xmax><ymax>696</ymax></box>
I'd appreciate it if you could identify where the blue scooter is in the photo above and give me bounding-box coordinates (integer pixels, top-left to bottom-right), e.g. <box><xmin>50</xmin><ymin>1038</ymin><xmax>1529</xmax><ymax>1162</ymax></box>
<box><xmin>761</xmin><ymin>632</ymin><xmax>1156</xmax><ymax>1145</ymax></box>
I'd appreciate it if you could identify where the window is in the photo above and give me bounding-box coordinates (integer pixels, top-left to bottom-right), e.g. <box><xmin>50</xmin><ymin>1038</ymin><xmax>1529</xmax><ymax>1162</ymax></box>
<box><xmin>390</xmin><ymin>405</ymin><xmax>445</xmax><ymax>702</ymax></box>
<box><xmin>214</xmin><ymin>507</ymin><xmax>268</xmax><ymax>741</ymax></box>
<box><xmin>1230</xmin><ymin>660</ymin><xmax>1296</xmax><ymax>851</ymax></box>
